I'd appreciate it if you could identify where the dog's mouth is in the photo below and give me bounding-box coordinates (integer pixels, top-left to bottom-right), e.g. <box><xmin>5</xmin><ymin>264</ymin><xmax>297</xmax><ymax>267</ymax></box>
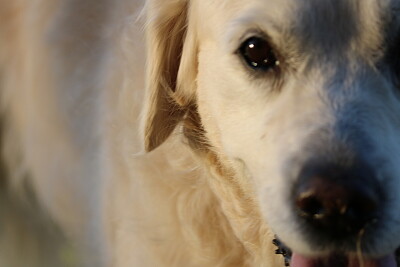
<box><xmin>273</xmin><ymin>238</ymin><xmax>400</xmax><ymax>267</ymax></box>
<box><xmin>291</xmin><ymin>253</ymin><xmax>397</xmax><ymax>267</ymax></box>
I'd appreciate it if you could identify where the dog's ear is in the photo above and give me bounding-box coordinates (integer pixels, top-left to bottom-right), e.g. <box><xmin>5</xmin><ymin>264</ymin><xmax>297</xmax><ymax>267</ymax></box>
<box><xmin>142</xmin><ymin>0</ymin><xmax>197</xmax><ymax>152</ymax></box>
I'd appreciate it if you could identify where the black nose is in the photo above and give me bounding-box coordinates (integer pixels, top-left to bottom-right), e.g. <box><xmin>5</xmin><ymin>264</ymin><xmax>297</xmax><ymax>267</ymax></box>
<box><xmin>294</xmin><ymin>161</ymin><xmax>381</xmax><ymax>236</ymax></box>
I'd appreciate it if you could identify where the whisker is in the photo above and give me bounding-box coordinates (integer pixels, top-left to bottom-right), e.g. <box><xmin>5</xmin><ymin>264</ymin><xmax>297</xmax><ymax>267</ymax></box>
<box><xmin>356</xmin><ymin>228</ymin><xmax>366</xmax><ymax>267</ymax></box>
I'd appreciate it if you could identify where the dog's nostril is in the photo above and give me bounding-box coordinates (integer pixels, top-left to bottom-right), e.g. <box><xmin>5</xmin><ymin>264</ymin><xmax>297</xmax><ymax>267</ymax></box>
<box><xmin>294</xmin><ymin>163</ymin><xmax>381</xmax><ymax>236</ymax></box>
<box><xmin>296</xmin><ymin>192</ymin><xmax>326</xmax><ymax>219</ymax></box>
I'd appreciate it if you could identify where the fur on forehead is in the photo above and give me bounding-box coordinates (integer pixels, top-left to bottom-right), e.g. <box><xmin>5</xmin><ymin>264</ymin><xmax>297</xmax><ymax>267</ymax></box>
<box><xmin>294</xmin><ymin>0</ymin><xmax>387</xmax><ymax>58</ymax></box>
<box><xmin>194</xmin><ymin>0</ymin><xmax>390</xmax><ymax>60</ymax></box>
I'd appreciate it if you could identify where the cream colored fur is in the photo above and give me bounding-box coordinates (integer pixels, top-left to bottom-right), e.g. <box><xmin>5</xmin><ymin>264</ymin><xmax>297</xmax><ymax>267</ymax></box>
<box><xmin>1</xmin><ymin>0</ymin><xmax>400</xmax><ymax>266</ymax></box>
<box><xmin>0</xmin><ymin>0</ymin><xmax>282</xmax><ymax>266</ymax></box>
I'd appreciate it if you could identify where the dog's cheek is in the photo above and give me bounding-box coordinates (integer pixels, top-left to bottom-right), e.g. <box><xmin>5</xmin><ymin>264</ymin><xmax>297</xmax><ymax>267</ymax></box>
<box><xmin>195</xmin><ymin>46</ymin><xmax>297</xmax><ymax>183</ymax></box>
<box><xmin>196</xmin><ymin>46</ymin><xmax>269</xmax><ymax>158</ymax></box>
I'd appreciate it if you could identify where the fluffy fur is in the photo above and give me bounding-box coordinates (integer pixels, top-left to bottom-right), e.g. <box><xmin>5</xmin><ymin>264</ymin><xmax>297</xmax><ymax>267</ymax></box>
<box><xmin>1</xmin><ymin>0</ymin><xmax>400</xmax><ymax>266</ymax></box>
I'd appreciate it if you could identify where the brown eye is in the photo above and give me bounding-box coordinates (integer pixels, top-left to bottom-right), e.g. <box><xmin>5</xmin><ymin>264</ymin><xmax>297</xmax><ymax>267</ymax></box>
<box><xmin>239</xmin><ymin>37</ymin><xmax>279</xmax><ymax>71</ymax></box>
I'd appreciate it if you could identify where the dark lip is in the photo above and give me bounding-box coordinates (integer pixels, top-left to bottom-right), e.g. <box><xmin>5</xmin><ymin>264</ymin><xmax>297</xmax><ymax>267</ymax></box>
<box><xmin>273</xmin><ymin>237</ymin><xmax>400</xmax><ymax>267</ymax></box>
<box><xmin>273</xmin><ymin>237</ymin><xmax>292</xmax><ymax>266</ymax></box>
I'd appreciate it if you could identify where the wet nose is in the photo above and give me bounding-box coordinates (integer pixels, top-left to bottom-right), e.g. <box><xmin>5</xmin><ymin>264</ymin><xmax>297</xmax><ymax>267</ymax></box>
<box><xmin>294</xmin><ymin>162</ymin><xmax>381</xmax><ymax>236</ymax></box>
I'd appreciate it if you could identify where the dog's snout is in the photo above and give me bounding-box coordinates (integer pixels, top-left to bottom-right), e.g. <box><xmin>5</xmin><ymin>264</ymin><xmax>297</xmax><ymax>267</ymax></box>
<box><xmin>294</xmin><ymin>161</ymin><xmax>382</xmax><ymax>236</ymax></box>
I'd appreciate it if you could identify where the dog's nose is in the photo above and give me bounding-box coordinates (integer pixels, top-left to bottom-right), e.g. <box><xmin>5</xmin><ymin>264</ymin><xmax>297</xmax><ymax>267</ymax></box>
<box><xmin>294</xmin><ymin>162</ymin><xmax>381</xmax><ymax>236</ymax></box>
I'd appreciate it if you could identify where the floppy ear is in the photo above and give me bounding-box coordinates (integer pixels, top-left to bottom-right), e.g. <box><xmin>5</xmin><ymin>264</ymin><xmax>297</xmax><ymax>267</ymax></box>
<box><xmin>142</xmin><ymin>0</ymin><xmax>198</xmax><ymax>152</ymax></box>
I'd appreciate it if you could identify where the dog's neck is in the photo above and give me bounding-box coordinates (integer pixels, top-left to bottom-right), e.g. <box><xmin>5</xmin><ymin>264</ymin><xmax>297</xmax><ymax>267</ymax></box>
<box><xmin>176</xmin><ymin>124</ymin><xmax>288</xmax><ymax>265</ymax></box>
<box><xmin>199</xmin><ymin>149</ymin><xmax>285</xmax><ymax>266</ymax></box>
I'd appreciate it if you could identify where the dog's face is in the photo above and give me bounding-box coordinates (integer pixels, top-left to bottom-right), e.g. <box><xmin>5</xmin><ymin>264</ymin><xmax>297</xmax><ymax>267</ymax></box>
<box><xmin>144</xmin><ymin>0</ymin><xmax>400</xmax><ymax>265</ymax></box>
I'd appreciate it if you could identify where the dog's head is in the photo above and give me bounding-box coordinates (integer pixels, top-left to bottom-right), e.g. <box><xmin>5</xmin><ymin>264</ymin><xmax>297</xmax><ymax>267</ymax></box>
<box><xmin>142</xmin><ymin>0</ymin><xmax>400</xmax><ymax>266</ymax></box>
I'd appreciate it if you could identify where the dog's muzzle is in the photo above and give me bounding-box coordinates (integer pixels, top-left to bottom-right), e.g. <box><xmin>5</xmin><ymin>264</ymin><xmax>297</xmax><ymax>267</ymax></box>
<box><xmin>294</xmin><ymin>160</ymin><xmax>381</xmax><ymax>238</ymax></box>
<box><xmin>281</xmin><ymin>159</ymin><xmax>399</xmax><ymax>267</ymax></box>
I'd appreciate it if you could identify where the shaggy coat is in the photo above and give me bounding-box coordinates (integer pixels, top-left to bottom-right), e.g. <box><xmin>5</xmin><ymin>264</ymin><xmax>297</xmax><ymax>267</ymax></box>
<box><xmin>1</xmin><ymin>0</ymin><xmax>400</xmax><ymax>266</ymax></box>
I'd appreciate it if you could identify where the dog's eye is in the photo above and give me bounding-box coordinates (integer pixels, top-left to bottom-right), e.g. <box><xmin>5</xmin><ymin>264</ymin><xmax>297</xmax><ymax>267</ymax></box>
<box><xmin>239</xmin><ymin>37</ymin><xmax>279</xmax><ymax>71</ymax></box>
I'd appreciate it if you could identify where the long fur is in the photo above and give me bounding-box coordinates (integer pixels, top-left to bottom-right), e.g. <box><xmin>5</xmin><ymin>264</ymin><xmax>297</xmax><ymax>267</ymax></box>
<box><xmin>1</xmin><ymin>0</ymin><xmax>400</xmax><ymax>266</ymax></box>
<box><xmin>0</xmin><ymin>1</ymin><xmax>280</xmax><ymax>266</ymax></box>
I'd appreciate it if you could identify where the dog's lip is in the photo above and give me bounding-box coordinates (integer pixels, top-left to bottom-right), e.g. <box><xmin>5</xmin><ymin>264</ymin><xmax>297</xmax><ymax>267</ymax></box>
<box><xmin>291</xmin><ymin>252</ymin><xmax>397</xmax><ymax>267</ymax></box>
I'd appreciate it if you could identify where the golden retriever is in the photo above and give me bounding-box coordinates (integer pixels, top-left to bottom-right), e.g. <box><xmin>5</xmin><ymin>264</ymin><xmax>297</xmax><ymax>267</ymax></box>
<box><xmin>1</xmin><ymin>0</ymin><xmax>400</xmax><ymax>266</ymax></box>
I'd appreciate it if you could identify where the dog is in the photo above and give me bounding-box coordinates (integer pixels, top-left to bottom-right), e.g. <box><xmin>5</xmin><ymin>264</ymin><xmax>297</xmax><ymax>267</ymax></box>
<box><xmin>1</xmin><ymin>0</ymin><xmax>400</xmax><ymax>266</ymax></box>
